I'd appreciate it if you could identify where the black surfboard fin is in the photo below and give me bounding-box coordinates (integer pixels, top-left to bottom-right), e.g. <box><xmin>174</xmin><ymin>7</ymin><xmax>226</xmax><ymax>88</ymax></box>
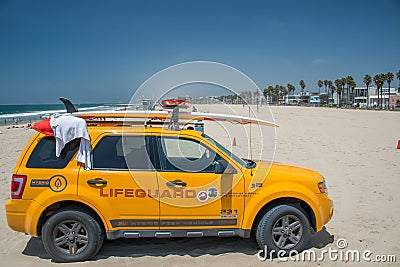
<box><xmin>59</xmin><ymin>97</ymin><xmax>79</xmax><ymax>113</ymax></box>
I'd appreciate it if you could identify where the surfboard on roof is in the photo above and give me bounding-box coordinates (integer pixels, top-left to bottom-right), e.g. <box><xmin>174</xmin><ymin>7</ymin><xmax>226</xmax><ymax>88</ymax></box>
<box><xmin>75</xmin><ymin>110</ymin><xmax>278</xmax><ymax>128</ymax></box>
<box><xmin>60</xmin><ymin>97</ymin><xmax>279</xmax><ymax>128</ymax></box>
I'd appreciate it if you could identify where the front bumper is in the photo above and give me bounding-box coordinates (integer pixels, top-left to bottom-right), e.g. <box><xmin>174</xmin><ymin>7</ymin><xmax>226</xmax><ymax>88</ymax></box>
<box><xmin>316</xmin><ymin>194</ymin><xmax>334</xmax><ymax>231</ymax></box>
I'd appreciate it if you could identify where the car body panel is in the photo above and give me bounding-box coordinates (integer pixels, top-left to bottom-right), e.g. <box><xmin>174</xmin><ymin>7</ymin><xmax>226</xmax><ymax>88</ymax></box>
<box><xmin>5</xmin><ymin>125</ymin><xmax>333</xmax><ymax>239</ymax></box>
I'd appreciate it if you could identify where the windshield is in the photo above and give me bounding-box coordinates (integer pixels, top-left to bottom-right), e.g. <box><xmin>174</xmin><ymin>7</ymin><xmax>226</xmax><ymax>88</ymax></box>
<box><xmin>203</xmin><ymin>134</ymin><xmax>251</xmax><ymax>168</ymax></box>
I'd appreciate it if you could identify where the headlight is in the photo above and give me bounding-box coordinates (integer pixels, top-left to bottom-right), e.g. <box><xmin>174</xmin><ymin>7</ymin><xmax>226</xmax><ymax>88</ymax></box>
<box><xmin>318</xmin><ymin>179</ymin><xmax>328</xmax><ymax>195</ymax></box>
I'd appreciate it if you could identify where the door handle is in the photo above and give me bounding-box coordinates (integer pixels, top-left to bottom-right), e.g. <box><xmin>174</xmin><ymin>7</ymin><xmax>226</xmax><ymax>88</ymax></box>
<box><xmin>166</xmin><ymin>180</ymin><xmax>187</xmax><ymax>187</ymax></box>
<box><xmin>87</xmin><ymin>179</ymin><xmax>107</xmax><ymax>185</ymax></box>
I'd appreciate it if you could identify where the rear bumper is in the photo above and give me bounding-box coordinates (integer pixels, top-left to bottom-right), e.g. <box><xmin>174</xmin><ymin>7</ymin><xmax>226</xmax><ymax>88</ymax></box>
<box><xmin>5</xmin><ymin>199</ymin><xmax>44</xmax><ymax>237</ymax></box>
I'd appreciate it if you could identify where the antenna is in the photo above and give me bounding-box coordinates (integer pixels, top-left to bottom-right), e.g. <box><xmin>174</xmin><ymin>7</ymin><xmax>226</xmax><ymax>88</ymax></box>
<box><xmin>248</xmin><ymin>105</ymin><xmax>253</xmax><ymax>176</ymax></box>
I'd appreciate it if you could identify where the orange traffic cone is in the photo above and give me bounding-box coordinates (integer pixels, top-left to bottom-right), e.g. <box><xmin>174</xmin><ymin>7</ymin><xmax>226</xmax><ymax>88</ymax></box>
<box><xmin>397</xmin><ymin>140</ymin><xmax>400</xmax><ymax>149</ymax></box>
<box><xmin>232</xmin><ymin>137</ymin><xmax>237</xmax><ymax>147</ymax></box>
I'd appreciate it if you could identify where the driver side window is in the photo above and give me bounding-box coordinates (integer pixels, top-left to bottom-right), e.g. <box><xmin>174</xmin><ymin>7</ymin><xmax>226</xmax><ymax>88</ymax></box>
<box><xmin>159</xmin><ymin>137</ymin><xmax>221</xmax><ymax>172</ymax></box>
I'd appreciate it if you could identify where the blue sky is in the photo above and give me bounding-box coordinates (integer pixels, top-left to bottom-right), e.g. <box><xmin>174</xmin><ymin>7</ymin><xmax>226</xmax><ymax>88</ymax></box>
<box><xmin>0</xmin><ymin>0</ymin><xmax>399</xmax><ymax>104</ymax></box>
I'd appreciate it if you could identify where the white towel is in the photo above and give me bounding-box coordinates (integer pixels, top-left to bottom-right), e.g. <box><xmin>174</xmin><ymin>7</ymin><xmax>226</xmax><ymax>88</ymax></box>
<box><xmin>50</xmin><ymin>113</ymin><xmax>91</xmax><ymax>170</ymax></box>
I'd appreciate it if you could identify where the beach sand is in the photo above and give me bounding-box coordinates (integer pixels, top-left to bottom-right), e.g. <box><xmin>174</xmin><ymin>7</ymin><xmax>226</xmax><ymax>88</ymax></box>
<box><xmin>0</xmin><ymin>106</ymin><xmax>399</xmax><ymax>266</ymax></box>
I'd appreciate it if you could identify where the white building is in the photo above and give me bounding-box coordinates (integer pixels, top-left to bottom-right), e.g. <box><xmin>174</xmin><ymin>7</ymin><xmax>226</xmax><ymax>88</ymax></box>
<box><xmin>353</xmin><ymin>87</ymin><xmax>398</xmax><ymax>107</ymax></box>
<box><xmin>285</xmin><ymin>95</ymin><xmax>300</xmax><ymax>105</ymax></box>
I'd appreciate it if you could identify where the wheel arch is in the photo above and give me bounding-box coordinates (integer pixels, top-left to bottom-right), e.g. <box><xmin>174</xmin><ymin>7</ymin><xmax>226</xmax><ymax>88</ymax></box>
<box><xmin>37</xmin><ymin>200</ymin><xmax>106</xmax><ymax>236</ymax></box>
<box><xmin>250</xmin><ymin>197</ymin><xmax>316</xmax><ymax>232</ymax></box>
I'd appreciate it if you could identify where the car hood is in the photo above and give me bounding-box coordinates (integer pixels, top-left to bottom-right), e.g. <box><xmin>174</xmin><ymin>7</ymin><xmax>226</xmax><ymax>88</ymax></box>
<box><xmin>250</xmin><ymin>161</ymin><xmax>324</xmax><ymax>184</ymax></box>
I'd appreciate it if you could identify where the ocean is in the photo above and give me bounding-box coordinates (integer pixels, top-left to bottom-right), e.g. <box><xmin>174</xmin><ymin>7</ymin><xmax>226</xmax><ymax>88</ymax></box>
<box><xmin>0</xmin><ymin>103</ymin><xmax>114</xmax><ymax>126</ymax></box>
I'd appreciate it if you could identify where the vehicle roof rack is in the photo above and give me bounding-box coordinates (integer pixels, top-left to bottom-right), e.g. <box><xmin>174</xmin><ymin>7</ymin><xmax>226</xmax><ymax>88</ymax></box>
<box><xmin>59</xmin><ymin>97</ymin><xmax>278</xmax><ymax>129</ymax></box>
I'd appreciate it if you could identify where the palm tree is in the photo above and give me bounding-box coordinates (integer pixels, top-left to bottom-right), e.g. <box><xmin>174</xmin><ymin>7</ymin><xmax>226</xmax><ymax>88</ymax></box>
<box><xmin>318</xmin><ymin>80</ymin><xmax>323</xmax><ymax>95</ymax></box>
<box><xmin>373</xmin><ymin>75</ymin><xmax>379</xmax><ymax>108</ymax></box>
<box><xmin>323</xmin><ymin>80</ymin><xmax>328</xmax><ymax>94</ymax></box>
<box><xmin>336</xmin><ymin>84</ymin><xmax>343</xmax><ymax>107</ymax></box>
<box><xmin>330</xmin><ymin>85</ymin><xmax>336</xmax><ymax>105</ymax></box>
<box><xmin>240</xmin><ymin>91</ymin><xmax>245</xmax><ymax>104</ymax></box>
<box><xmin>373</xmin><ymin>74</ymin><xmax>383</xmax><ymax>108</ymax></box>
<box><xmin>263</xmin><ymin>88</ymin><xmax>268</xmax><ymax>100</ymax></box>
<box><xmin>254</xmin><ymin>90</ymin><xmax>260</xmax><ymax>108</ymax></box>
<box><xmin>299</xmin><ymin>80</ymin><xmax>306</xmax><ymax>95</ymax></box>
<box><xmin>264</xmin><ymin>86</ymin><xmax>274</xmax><ymax>104</ymax></box>
<box><xmin>386</xmin><ymin>72</ymin><xmax>394</xmax><ymax>108</ymax></box>
<box><xmin>287</xmin><ymin>83</ymin><xmax>295</xmax><ymax>95</ymax></box>
<box><xmin>328</xmin><ymin>80</ymin><xmax>332</xmax><ymax>97</ymax></box>
<box><xmin>363</xmin><ymin>74</ymin><xmax>372</xmax><ymax>108</ymax></box>
<box><xmin>340</xmin><ymin>78</ymin><xmax>347</xmax><ymax>105</ymax></box>
<box><xmin>380</xmin><ymin>73</ymin><xmax>386</xmax><ymax>108</ymax></box>
<box><xmin>247</xmin><ymin>90</ymin><xmax>253</xmax><ymax>104</ymax></box>
<box><xmin>396</xmin><ymin>70</ymin><xmax>400</xmax><ymax>93</ymax></box>
<box><xmin>279</xmin><ymin>86</ymin><xmax>288</xmax><ymax>104</ymax></box>
<box><xmin>334</xmin><ymin>79</ymin><xmax>344</xmax><ymax>107</ymax></box>
<box><xmin>345</xmin><ymin>76</ymin><xmax>354</xmax><ymax>106</ymax></box>
<box><xmin>273</xmin><ymin>85</ymin><xmax>280</xmax><ymax>104</ymax></box>
<box><xmin>350</xmin><ymin>80</ymin><xmax>356</xmax><ymax>106</ymax></box>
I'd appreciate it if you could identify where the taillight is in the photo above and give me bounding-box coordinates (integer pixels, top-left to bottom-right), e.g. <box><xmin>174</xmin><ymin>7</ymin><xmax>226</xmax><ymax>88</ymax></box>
<box><xmin>11</xmin><ymin>175</ymin><xmax>27</xmax><ymax>199</ymax></box>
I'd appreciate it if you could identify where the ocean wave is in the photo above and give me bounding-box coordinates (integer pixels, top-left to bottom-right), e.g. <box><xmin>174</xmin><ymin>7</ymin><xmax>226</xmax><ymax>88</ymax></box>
<box><xmin>0</xmin><ymin>105</ymin><xmax>111</xmax><ymax>119</ymax></box>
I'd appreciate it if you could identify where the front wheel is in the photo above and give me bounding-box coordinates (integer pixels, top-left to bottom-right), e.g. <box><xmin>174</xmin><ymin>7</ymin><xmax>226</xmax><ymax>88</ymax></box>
<box><xmin>42</xmin><ymin>208</ymin><xmax>104</xmax><ymax>262</ymax></box>
<box><xmin>256</xmin><ymin>204</ymin><xmax>311</xmax><ymax>256</ymax></box>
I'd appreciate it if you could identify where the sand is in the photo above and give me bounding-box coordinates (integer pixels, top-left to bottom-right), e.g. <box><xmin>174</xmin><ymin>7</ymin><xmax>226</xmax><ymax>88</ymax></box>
<box><xmin>0</xmin><ymin>106</ymin><xmax>399</xmax><ymax>266</ymax></box>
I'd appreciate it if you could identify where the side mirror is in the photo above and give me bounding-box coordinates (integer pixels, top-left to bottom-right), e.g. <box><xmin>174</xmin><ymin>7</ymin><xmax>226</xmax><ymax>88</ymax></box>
<box><xmin>214</xmin><ymin>161</ymin><xmax>224</xmax><ymax>174</ymax></box>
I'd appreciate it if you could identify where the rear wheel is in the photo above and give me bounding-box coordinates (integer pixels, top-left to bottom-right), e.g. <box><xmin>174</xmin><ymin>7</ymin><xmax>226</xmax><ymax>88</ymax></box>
<box><xmin>256</xmin><ymin>204</ymin><xmax>311</xmax><ymax>256</ymax></box>
<box><xmin>42</xmin><ymin>208</ymin><xmax>104</xmax><ymax>262</ymax></box>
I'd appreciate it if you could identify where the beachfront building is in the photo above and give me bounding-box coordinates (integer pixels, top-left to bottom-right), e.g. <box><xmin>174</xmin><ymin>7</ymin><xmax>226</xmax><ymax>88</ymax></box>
<box><xmin>389</xmin><ymin>95</ymin><xmax>400</xmax><ymax>107</ymax></box>
<box><xmin>368</xmin><ymin>94</ymin><xmax>400</xmax><ymax>108</ymax></box>
<box><xmin>284</xmin><ymin>93</ymin><xmax>326</xmax><ymax>106</ymax></box>
<box><xmin>283</xmin><ymin>94</ymin><xmax>308</xmax><ymax>105</ymax></box>
<box><xmin>284</xmin><ymin>95</ymin><xmax>300</xmax><ymax>105</ymax></box>
<box><xmin>353</xmin><ymin>86</ymin><xmax>398</xmax><ymax>108</ymax></box>
<box><xmin>300</xmin><ymin>93</ymin><xmax>323</xmax><ymax>106</ymax></box>
<box><xmin>140</xmin><ymin>99</ymin><xmax>154</xmax><ymax>110</ymax></box>
<box><xmin>309</xmin><ymin>95</ymin><xmax>320</xmax><ymax>107</ymax></box>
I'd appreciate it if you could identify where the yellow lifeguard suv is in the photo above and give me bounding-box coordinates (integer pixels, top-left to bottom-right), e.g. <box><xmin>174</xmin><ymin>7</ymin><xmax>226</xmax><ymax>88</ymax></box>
<box><xmin>5</xmin><ymin>99</ymin><xmax>333</xmax><ymax>262</ymax></box>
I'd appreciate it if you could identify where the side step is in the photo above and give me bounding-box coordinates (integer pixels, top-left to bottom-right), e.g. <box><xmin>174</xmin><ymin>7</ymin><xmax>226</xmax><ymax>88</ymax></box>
<box><xmin>110</xmin><ymin>229</ymin><xmax>251</xmax><ymax>240</ymax></box>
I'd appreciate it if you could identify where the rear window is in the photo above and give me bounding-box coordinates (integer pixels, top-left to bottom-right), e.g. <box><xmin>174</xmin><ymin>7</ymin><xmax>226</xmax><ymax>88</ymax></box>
<box><xmin>26</xmin><ymin>137</ymin><xmax>80</xmax><ymax>169</ymax></box>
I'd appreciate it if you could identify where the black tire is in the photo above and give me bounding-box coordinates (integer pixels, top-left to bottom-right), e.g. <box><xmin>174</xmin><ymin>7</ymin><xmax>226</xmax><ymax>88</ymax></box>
<box><xmin>256</xmin><ymin>204</ymin><xmax>311</xmax><ymax>256</ymax></box>
<box><xmin>42</xmin><ymin>207</ymin><xmax>104</xmax><ymax>262</ymax></box>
